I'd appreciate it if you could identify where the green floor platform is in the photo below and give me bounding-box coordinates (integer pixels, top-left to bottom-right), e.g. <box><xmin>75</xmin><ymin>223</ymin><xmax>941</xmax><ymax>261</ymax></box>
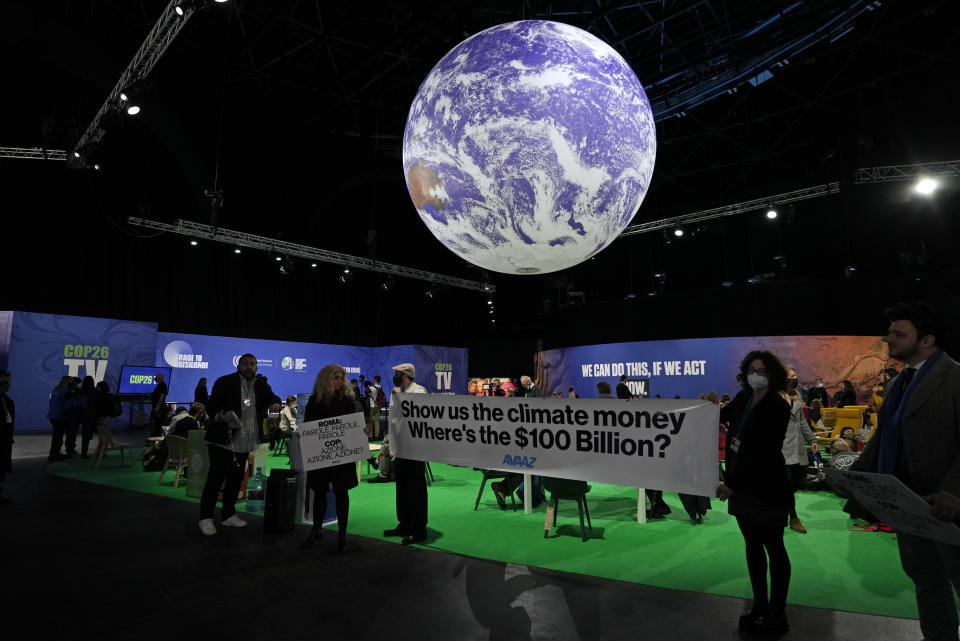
<box><xmin>49</xmin><ymin>450</ymin><xmax>916</xmax><ymax>620</ymax></box>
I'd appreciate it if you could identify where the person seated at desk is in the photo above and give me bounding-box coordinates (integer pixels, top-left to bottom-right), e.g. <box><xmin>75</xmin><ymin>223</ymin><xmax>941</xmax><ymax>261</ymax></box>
<box><xmin>368</xmin><ymin>433</ymin><xmax>396</xmax><ymax>483</ymax></box>
<box><xmin>170</xmin><ymin>403</ymin><xmax>204</xmax><ymax>439</ymax></box>
<box><xmin>279</xmin><ymin>395</ymin><xmax>297</xmax><ymax>432</ymax></box>
<box><xmin>807</xmin><ymin>399</ymin><xmax>825</xmax><ymax>431</ymax></box>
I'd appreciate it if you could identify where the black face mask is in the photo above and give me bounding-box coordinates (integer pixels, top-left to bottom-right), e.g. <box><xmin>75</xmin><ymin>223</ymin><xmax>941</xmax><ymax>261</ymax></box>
<box><xmin>788</xmin><ymin>378</ymin><xmax>799</xmax><ymax>389</ymax></box>
<box><xmin>393</xmin><ymin>372</ymin><xmax>404</xmax><ymax>388</ymax></box>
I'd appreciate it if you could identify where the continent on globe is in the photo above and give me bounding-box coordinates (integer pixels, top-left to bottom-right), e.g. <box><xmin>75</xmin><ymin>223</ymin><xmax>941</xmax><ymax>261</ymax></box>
<box><xmin>408</xmin><ymin>161</ymin><xmax>447</xmax><ymax>211</ymax></box>
<box><xmin>403</xmin><ymin>20</ymin><xmax>656</xmax><ymax>275</ymax></box>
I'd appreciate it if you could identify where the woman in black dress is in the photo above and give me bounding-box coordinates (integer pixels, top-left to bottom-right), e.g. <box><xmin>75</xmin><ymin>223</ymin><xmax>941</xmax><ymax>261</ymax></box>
<box><xmin>299</xmin><ymin>364</ymin><xmax>363</xmax><ymax>553</ymax></box>
<box><xmin>716</xmin><ymin>350</ymin><xmax>792</xmax><ymax>635</ymax></box>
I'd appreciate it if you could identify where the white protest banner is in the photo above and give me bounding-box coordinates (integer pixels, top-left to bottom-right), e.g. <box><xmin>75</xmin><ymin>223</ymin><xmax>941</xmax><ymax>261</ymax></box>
<box><xmin>826</xmin><ymin>468</ymin><xmax>960</xmax><ymax>545</ymax></box>
<box><xmin>389</xmin><ymin>394</ymin><xmax>720</xmax><ymax>495</ymax></box>
<box><xmin>296</xmin><ymin>411</ymin><xmax>368</xmax><ymax>472</ymax></box>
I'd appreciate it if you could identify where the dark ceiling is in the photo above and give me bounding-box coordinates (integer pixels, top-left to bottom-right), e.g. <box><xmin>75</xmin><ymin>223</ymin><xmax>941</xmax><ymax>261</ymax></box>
<box><xmin>2</xmin><ymin>0</ymin><xmax>959</xmax><ymax>371</ymax></box>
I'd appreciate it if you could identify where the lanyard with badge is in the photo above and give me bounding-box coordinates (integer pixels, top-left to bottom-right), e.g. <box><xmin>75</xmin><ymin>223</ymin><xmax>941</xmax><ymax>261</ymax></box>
<box><xmin>729</xmin><ymin>400</ymin><xmax>754</xmax><ymax>455</ymax></box>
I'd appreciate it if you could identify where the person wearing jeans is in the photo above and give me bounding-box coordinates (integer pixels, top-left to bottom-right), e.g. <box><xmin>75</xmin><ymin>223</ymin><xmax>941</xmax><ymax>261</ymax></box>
<box><xmin>198</xmin><ymin>354</ymin><xmax>280</xmax><ymax>536</ymax></box>
<box><xmin>849</xmin><ymin>302</ymin><xmax>960</xmax><ymax>641</ymax></box>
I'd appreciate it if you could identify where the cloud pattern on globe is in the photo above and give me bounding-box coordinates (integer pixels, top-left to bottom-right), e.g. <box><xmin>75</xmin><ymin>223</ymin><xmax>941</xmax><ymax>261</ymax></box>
<box><xmin>403</xmin><ymin>20</ymin><xmax>656</xmax><ymax>275</ymax></box>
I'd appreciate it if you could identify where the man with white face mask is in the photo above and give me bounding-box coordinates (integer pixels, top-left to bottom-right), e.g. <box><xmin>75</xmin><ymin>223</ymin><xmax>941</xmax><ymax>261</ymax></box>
<box><xmin>714</xmin><ymin>351</ymin><xmax>792</xmax><ymax>635</ymax></box>
<box><xmin>382</xmin><ymin>363</ymin><xmax>429</xmax><ymax>545</ymax></box>
<box><xmin>806</xmin><ymin>376</ymin><xmax>830</xmax><ymax>408</ymax></box>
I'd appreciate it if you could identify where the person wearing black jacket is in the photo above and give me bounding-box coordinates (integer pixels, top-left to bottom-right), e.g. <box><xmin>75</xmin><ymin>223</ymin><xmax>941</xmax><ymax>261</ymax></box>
<box><xmin>299</xmin><ymin>364</ymin><xmax>364</xmax><ymax>553</ymax></box>
<box><xmin>832</xmin><ymin>379</ymin><xmax>858</xmax><ymax>407</ymax></box>
<box><xmin>194</xmin><ymin>377</ymin><xmax>209</xmax><ymax>406</ymax></box>
<box><xmin>78</xmin><ymin>376</ymin><xmax>98</xmax><ymax>459</ymax></box>
<box><xmin>714</xmin><ymin>351</ymin><xmax>792</xmax><ymax>636</ymax></box>
<box><xmin>806</xmin><ymin>376</ymin><xmax>830</xmax><ymax>408</ymax></box>
<box><xmin>198</xmin><ymin>354</ymin><xmax>280</xmax><ymax>536</ymax></box>
<box><xmin>0</xmin><ymin>370</ymin><xmax>15</xmax><ymax>504</ymax></box>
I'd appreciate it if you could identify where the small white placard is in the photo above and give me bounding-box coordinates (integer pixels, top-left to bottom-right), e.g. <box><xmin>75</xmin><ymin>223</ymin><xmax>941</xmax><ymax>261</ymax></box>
<box><xmin>827</xmin><ymin>468</ymin><xmax>960</xmax><ymax>545</ymax></box>
<box><xmin>296</xmin><ymin>411</ymin><xmax>368</xmax><ymax>472</ymax></box>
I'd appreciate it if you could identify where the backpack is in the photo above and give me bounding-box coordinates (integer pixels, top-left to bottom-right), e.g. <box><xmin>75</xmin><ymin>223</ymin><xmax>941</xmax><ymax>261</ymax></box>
<box><xmin>143</xmin><ymin>444</ymin><xmax>168</xmax><ymax>471</ymax></box>
<box><xmin>375</xmin><ymin>386</ymin><xmax>387</xmax><ymax>408</ymax></box>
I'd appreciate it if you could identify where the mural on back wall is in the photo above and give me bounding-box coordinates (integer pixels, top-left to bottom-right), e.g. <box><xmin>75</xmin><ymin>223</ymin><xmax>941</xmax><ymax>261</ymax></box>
<box><xmin>0</xmin><ymin>310</ymin><xmax>468</xmax><ymax>433</ymax></box>
<box><xmin>3</xmin><ymin>312</ymin><xmax>158</xmax><ymax>432</ymax></box>
<box><xmin>536</xmin><ymin>335</ymin><xmax>893</xmax><ymax>405</ymax></box>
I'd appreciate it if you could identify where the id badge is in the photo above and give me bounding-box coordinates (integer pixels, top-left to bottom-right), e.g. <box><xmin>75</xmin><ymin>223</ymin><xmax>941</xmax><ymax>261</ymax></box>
<box><xmin>730</xmin><ymin>437</ymin><xmax>741</xmax><ymax>453</ymax></box>
<box><xmin>243</xmin><ymin>398</ymin><xmax>252</xmax><ymax>408</ymax></box>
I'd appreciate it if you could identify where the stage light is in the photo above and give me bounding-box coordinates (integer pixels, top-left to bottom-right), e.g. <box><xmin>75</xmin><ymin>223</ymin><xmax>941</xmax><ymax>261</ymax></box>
<box><xmin>843</xmin><ymin>265</ymin><xmax>856</xmax><ymax>278</ymax></box>
<box><xmin>73</xmin><ymin>151</ymin><xmax>80</xmax><ymax>158</ymax></box>
<box><xmin>190</xmin><ymin>240</ymin><xmax>198</xmax><ymax>246</ymax></box>
<box><xmin>487</xmin><ymin>300</ymin><xmax>493</xmax><ymax>305</ymax></box>
<box><xmin>915</xmin><ymin>178</ymin><xmax>938</xmax><ymax>195</ymax></box>
<box><xmin>653</xmin><ymin>272</ymin><xmax>666</xmax><ymax>285</ymax></box>
<box><xmin>488</xmin><ymin>309</ymin><xmax>494</xmax><ymax>314</ymax></box>
<box><xmin>93</xmin><ymin>163</ymin><xmax>101</xmax><ymax>171</ymax></box>
<box><xmin>275</xmin><ymin>256</ymin><xmax>282</xmax><ymax>261</ymax></box>
<box><xmin>126</xmin><ymin>105</ymin><xmax>141</xmax><ymax>115</ymax></box>
<box><xmin>647</xmin><ymin>291</ymin><xmax>658</xmax><ymax>297</ymax></box>
<box><xmin>746</xmin><ymin>277</ymin><xmax>760</xmax><ymax>285</ymax></box>
<box><xmin>311</xmin><ymin>263</ymin><xmax>317</xmax><ymax>268</ymax></box>
<box><xmin>175</xmin><ymin>4</ymin><xmax>185</xmax><ymax>16</ymax></box>
<box><xmin>343</xmin><ymin>268</ymin><xmax>350</xmax><ymax>274</ymax></box>
<box><xmin>338</xmin><ymin>271</ymin><xmax>353</xmax><ymax>285</ymax></box>
<box><xmin>625</xmin><ymin>293</ymin><xmax>637</xmax><ymax>299</ymax></box>
<box><xmin>673</xmin><ymin>228</ymin><xmax>684</xmax><ymax>237</ymax></box>
<box><xmin>721</xmin><ymin>281</ymin><xmax>733</xmax><ymax>288</ymax></box>
<box><xmin>766</xmin><ymin>208</ymin><xmax>778</xmax><ymax>219</ymax></box>
<box><xmin>425</xmin><ymin>285</ymin><xmax>439</xmax><ymax>300</ymax></box>
<box><xmin>233</xmin><ymin>248</ymin><xmax>241</xmax><ymax>254</ymax></box>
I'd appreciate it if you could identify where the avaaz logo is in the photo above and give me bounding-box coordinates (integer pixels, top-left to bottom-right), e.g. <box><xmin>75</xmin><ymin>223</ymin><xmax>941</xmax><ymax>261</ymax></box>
<box><xmin>502</xmin><ymin>454</ymin><xmax>537</xmax><ymax>468</ymax></box>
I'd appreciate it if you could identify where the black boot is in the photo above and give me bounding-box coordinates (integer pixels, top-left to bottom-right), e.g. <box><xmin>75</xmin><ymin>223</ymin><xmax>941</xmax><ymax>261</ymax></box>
<box><xmin>338</xmin><ymin>530</ymin><xmax>349</xmax><ymax>554</ymax></box>
<box><xmin>298</xmin><ymin>529</ymin><xmax>322</xmax><ymax>550</ymax></box>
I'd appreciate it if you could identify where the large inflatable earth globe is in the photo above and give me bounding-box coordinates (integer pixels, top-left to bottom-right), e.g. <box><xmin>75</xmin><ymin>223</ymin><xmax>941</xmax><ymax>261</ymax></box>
<box><xmin>402</xmin><ymin>20</ymin><xmax>656</xmax><ymax>275</ymax></box>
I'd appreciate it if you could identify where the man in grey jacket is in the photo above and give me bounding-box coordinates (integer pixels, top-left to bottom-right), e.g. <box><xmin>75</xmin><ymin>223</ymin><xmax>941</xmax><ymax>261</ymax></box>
<box><xmin>850</xmin><ymin>302</ymin><xmax>960</xmax><ymax>641</ymax></box>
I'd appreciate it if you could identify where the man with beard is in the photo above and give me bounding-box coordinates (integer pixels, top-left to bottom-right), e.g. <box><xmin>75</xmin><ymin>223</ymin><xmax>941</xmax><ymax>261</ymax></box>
<box><xmin>849</xmin><ymin>302</ymin><xmax>960</xmax><ymax>641</ymax></box>
<box><xmin>198</xmin><ymin>354</ymin><xmax>280</xmax><ymax>536</ymax></box>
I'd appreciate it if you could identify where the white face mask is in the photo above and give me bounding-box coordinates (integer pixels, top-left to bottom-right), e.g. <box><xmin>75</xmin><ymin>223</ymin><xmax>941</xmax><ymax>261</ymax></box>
<box><xmin>816</xmin><ymin>382</ymin><xmax>824</xmax><ymax>388</ymax></box>
<box><xmin>747</xmin><ymin>373</ymin><xmax>769</xmax><ymax>391</ymax></box>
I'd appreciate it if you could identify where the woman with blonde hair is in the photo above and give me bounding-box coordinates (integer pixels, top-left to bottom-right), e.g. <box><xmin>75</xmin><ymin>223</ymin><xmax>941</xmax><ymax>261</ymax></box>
<box><xmin>299</xmin><ymin>364</ymin><xmax>363</xmax><ymax>552</ymax></box>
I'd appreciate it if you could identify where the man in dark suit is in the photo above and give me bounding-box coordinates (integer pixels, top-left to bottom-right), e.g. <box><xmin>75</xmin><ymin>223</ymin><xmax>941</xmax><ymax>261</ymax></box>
<box><xmin>616</xmin><ymin>374</ymin><xmax>633</xmax><ymax>399</ymax></box>
<box><xmin>198</xmin><ymin>354</ymin><xmax>280</xmax><ymax>536</ymax></box>
<box><xmin>850</xmin><ymin>302</ymin><xmax>960</xmax><ymax>641</ymax></box>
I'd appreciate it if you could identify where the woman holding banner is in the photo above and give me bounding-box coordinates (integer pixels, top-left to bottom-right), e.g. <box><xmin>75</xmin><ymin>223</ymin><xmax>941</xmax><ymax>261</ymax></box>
<box><xmin>299</xmin><ymin>364</ymin><xmax>362</xmax><ymax>553</ymax></box>
<box><xmin>715</xmin><ymin>350</ymin><xmax>792</xmax><ymax>636</ymax></box>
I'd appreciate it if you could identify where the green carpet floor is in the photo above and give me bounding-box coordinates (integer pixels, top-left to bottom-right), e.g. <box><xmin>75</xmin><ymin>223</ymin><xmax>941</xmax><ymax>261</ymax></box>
<box><xmin>49</xmin><ymin>450</ymin><xmax>916</xmax><ymax>620</ymax></box>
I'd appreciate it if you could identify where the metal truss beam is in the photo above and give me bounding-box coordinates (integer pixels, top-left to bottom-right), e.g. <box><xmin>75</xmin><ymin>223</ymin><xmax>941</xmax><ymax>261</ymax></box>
<box><xmin>619</xmin><ymin>182</ymin><xmax>841</xmax><ymax>237</ymax></box>
<box><xmin>854</xmin><ymin>160</ymin><xmax>960</xmax><ymax>184</ymax></box>
<box><xmin>126</xmin><ymin>218</ymin><xmax>495</xmax><ymax>293</ymax></box>
<box><xmin>70</xmin><ymin>1</ymin><xmax>195</xmax><ymax>166</ymax></box>
<box><xmin>0</xmin><ymin>147</ymin><xmax>67</xmax><ymax>161</ymax></box>
<box><xmin>620</xmin><ymin>159</ymin><xmax>960</xmax><ymax>238</ymax></box>
<box><xmin>649</xmin><ymin>0</ymin><xmax>879</xmax><ymax>121</ymax></box>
